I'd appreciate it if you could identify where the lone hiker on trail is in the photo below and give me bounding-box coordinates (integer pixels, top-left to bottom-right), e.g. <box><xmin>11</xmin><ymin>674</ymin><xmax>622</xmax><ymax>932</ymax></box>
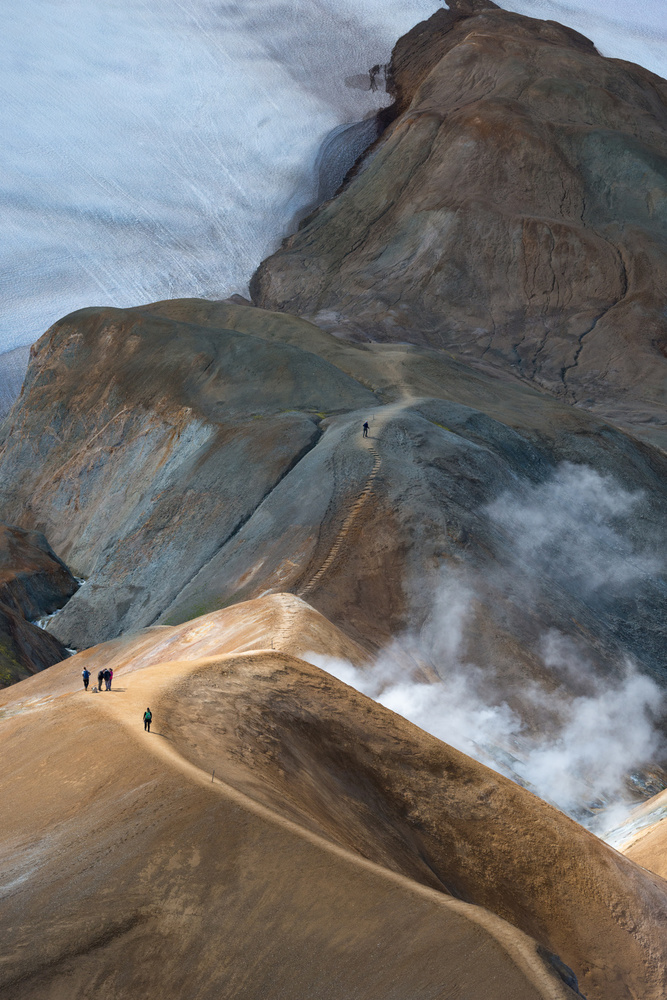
<box><xmin>362</xmin><ymin>421</ymin><xmax>369</xmax><ymax>438</ymax></box>
<box><xmin>82</xmin><ymin>668</ymin><xmax>90</xmax><ymax>691</ymax></box>
<box><xmin>144</xmin><ymin>708</ymin><xmax>152</xmax><ymax>732</ymax></box>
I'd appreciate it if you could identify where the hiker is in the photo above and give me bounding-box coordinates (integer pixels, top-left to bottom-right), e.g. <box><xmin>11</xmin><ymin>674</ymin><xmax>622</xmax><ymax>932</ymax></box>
<box><xmin>97</xmin><ymin>669</ymin><xmax>104</xmax><ymax>691</ymax></box>
<box><xmin>362</xmin><ymin>420</ymin><xmax>369</xmax><ymax>438</ymax></box>
<box><xmin>103</xmin><ymin>667</ymin><xmax>111</xmax><ymax>691</ymax></box>
<box><xmin>144</xmin><ymin>708</ymin><xmax>152</xmax><ymax>732</ymax></box>
<box><xmin>82</xmin><ymin>668</ymin><xmax>90</xmax><ymax>691</ymax></box>
<box><xmin>108</xmin><ymin>667</ymin><xmax>113</xmax><ymax>690</ymax></box>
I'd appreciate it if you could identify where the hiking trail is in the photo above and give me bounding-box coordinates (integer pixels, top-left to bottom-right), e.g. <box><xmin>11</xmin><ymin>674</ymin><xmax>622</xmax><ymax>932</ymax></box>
<box><xmin>298</xmin><ymin>400</ymin><xmax>412</xmax><ymax>599</ymax></box>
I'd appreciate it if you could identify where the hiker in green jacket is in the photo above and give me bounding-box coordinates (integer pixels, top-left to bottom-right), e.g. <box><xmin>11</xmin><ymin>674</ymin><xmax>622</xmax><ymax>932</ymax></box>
<box><xmin>143</xmin><ymin>708</ymin><xmax>152</xmax><ymax>732</ymax></box>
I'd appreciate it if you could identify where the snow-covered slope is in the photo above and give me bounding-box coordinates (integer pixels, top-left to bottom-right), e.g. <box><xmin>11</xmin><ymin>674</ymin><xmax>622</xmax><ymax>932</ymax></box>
<box><xmin>2</xmin><ymin>0</ymin><xmax>666</xmax><ymax>361</ymax></box>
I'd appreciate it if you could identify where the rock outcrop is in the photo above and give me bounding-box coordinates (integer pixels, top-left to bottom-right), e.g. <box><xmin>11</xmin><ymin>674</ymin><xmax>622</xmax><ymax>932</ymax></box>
<box><xmin>0</xmin><ymin>346</ymin><xmax>29</xmax><ymax>420</ymax></box>
<box><xmin>3</xmin><ymin>594</ymin><xmax>667</xmax><ymax>999</ymax></box>
<box><xmin>0</xmin><ymin>603</ymin><xmax>69</xmax><ymax>688</ymax></box>
<box><xmin>0</xmin><ymin>304</ymin><xmax>375</xmax><ymax>647</ymax></box>
<box><xmin>0</xmin><ymin>523</ymin><xmax>76</xmax><ymax>685</ymax></box>
<box><xmin>250</xmin><ymin>0</ymin><xmax>667</xmax><ymax>444</ymax></box>
<box><xmin>0</xmin><ymin>523</ymin><xmax>78</xmax><ymax>621</ymax></box>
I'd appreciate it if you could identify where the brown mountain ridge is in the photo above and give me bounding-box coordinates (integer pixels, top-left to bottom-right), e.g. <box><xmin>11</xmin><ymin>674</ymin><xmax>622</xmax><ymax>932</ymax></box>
<box><xmin>251</xmin><ymin>0</ymin><xmax>667</xmax><ymax>446</ymax></box>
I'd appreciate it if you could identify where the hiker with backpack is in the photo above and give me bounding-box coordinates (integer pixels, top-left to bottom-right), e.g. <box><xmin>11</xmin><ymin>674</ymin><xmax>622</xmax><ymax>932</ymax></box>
<box><xmin>82</xmin><ymin>668</ymin><xmax>90</xmax><ymax>691</ymax></box>
<box><xmin>97</xmin><ymin>669</ymin><xmax>104</xmax><ymax>691</ymax></box>
<box><xmin>103</xmin><ymin>668</ymin><xmax>111</xmax><ymax>691</ymax></box>
<box><xmin>143</xmin><ymin>708</ymin><xmax>152</xmax><ymax>732</ymax></box>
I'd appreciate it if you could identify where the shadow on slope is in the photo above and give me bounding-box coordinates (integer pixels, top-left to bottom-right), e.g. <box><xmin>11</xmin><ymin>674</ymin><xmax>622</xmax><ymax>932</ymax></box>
<box><xmin>159</xmin><ymin>646</ymin><xmax>667</xmax><ymax>1000</ymax></box>
<box><xmin>0</xmin><ymin>596</ymin><xmax>582</xmax><ymax>1000</ymax></box>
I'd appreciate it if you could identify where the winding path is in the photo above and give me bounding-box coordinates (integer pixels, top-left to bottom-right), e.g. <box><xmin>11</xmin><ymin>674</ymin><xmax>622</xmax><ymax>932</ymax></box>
<box><xmin>298</xmin><ymin>443</ymin><xmax>381</xmax><ymax>599</ymax></box>
<box><xmin>297</xmin><ymin>398</ymin><xmax>413</xmax><ymax>599</ymax></box>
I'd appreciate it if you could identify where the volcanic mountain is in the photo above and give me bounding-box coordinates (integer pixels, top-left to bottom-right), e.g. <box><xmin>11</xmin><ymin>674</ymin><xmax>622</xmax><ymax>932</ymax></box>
<box><xmin>1</xmin><ymin>298</ymin><xmax>664</xmax><ymax>720</ymax></box>
<box><xmin>2</xmin><ymin>3</ymin><xmax>667</xmax><ymax>999</ymax></box>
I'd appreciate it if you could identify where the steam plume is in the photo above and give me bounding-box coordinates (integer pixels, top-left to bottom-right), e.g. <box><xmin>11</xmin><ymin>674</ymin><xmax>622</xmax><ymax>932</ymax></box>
<box><xmin>307</xmin><ymin>463</ymin><xmax>665</xmax><ymax>835</ymax></box>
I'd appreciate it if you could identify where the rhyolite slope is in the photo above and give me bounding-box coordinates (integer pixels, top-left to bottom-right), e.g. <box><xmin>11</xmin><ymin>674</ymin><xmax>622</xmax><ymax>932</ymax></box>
<box><xmin>1</xmin><ymin>4</ymin><xmax>666</xmax><ymax>998</ymax></box>
<box><xmin>0</xmin><ymin>304</ymin><xmax>375</xmax><ymax>647</ymax></box>
<box><xmin>250</xmin><ymin>0</ymin><xmax>667</xmax><ymax>445</ymax></box>
<box><xmin>0</xmin><ymin>603</ymin><xmax>69</xmax><ymax>688</ymax></box>
<box><xmin>3</xmin><ymin>594</ymin><xmax>667</xmax><ymax>1000</ymax></box>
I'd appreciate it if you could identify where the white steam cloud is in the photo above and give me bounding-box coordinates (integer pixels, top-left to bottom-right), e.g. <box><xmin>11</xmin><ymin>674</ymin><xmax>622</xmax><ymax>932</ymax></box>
<box><xmin>306</xmin><ymin>463</ymin><xmax>665</xmax><ymax>835</ymax></box>
<box><xmin>487</xmin><ymin>462</ymin><xmax>661</xmax><ymax>593</ymax></box>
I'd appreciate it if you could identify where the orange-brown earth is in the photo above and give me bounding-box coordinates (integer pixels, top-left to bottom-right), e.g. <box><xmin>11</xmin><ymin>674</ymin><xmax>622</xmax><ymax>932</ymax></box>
<box><xmin>2</xmin><ymin>594</ymin><xmax>667</xmax><ymax>1000</ymax></box>
<box><xmin>614</xmin><ymin>789</ymin><xmax>667</xmax><ymax>881</ymax></box>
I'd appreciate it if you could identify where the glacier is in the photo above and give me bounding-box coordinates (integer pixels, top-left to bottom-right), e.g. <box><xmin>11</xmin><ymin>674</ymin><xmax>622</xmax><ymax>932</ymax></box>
<box><xmin>1</xmin><ymin>0</ymin><xmax>666</xmax><ymax>372</ymax></box>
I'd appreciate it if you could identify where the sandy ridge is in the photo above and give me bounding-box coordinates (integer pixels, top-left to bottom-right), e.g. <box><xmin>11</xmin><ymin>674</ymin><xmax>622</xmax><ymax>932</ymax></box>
<box><xmin>84</xmin><ymin>647</ymin><xmax>574</xmax><ymax>1000</ymax></box>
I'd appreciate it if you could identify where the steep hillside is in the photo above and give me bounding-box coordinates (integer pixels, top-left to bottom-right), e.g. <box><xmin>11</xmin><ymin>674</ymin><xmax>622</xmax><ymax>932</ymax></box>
<box><xmin>250</xmin><ymin>0</ymin><xmax>667</xmax><ymax>444</ymax></box>
<box><xmin>0</xmin><ymin>604</ymin><xmax>68</xmax><ymax>688</ymax></box>
<box><xmin>0</xmin><ymin>299</ymin><xmax>663</xmax><ymax>701</ymax></box>
<box><xmin>0</xmin><ymin>524</ymin><xmax>77</xmax><ymax>621</ymax></box>
<box><xmin>0</xmin><ymin>304</ymin><xmax>374</xmax><ymax>646</ymax></box>
<box><xmin>2</xmin><ymin>594</ymin><xmax>667</xmax><ymax>999</ymax></box>
<box><xmin>0</xmin><ymin>524</ymin><xmax>76</xmax><ymax>685</ymax></box>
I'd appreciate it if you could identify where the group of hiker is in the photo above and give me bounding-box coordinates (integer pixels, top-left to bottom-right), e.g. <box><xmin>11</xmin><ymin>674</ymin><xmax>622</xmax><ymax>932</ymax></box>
<box><xmin>81</xmin><ymin>667</ymin><xmax>152</xmax><ymax>731</ymax></box>
<box><xmin>81</xmin><ymin>667</ymin><xmax>114</xmax><ymax>691</ymax></box>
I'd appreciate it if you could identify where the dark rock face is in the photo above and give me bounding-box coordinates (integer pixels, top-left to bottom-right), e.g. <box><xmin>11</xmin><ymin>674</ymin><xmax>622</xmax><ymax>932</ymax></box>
<box><xmin>251</xmin><ymin>2</ymin><xmax>667</xmax><ymax>443</ymax></box>
<box><xmin>0</xmin><ymin>523</ymin><xmax>75</xmax><ymax>686</ymax></box>
<box><xmin>314</xmin><ymin>117</ymin><xmax>383</xmax><ymax>205</ymax></box>
<box><xmin>0</xmin><ymin>523</ymin><xmax>78</xmax><ymax>621</ymax></box>
<box><xmin>0</xmin><ymin>603</ymin><xmax>69</xmax><ymax>688</ymax></box>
